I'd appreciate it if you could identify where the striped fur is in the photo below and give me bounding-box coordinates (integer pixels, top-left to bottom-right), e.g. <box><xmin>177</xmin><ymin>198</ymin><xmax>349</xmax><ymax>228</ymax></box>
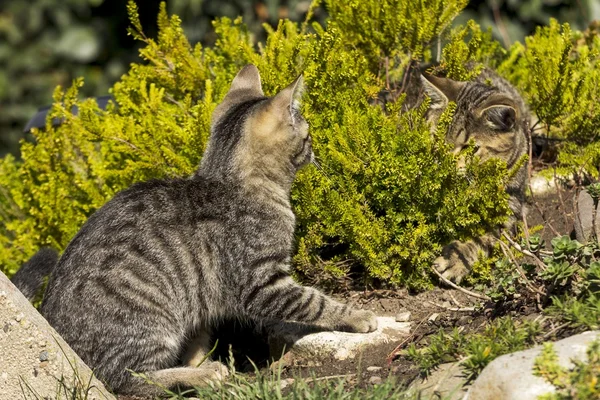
<box><xmin>419</xmin><ymin>69</ymin><xmax>529</xmax><ymax>282</ymax></box>
<box><xmin>40</xmin><ymin>65</ymin><xmax>377</xmax><ymax>396</ymax></box>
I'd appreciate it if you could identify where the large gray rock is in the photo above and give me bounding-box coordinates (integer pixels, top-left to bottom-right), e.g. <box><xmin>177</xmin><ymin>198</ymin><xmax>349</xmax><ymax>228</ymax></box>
<box><xmin>0</xmin><ymin>271</ymin><xmax>115</xmax><ymax>400</ymax></box>
<box><xmin>466</xmin><ymin>331</ymin><xmax>600</xmax><ymax>400</ymax></box>
<box><xmin>268</xmin><ymin>316</ymin><xmax>411</xmax><ymax>361</ymax></box>
<box><xmin>574</xmin><ymin>190</ymin><xmax>600</xmax><ymax>243</ymax></box>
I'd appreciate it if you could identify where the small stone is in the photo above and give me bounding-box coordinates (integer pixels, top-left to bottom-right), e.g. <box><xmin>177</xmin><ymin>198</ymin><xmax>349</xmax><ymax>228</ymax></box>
<box><xmin>369</xmin><ymin>376</ymin><xmax>382</xmax><ymax>385</ymax></box>
<box><xmin>15</xmin><ymin>313</ymin><xmax>24</xmax><ymax>322</ymax></box>
<box><xmin>442</xmin><ymin>301</ymin><xmax>452</xmax><ymax>308</ymax></box>
<box><xmin>428</xmin><ymin>313</ymin><xmax>440</xmax><ymax>322</ymax></box>
<box><xmin>39</xmin><ymin>361</ymin><xmax>49</xmax><ymax>369</ymax></box>
<box><xmin>39</xmin><ymin>350</ymin><xmax>49</xmax><ymax>362</ymax></box>
<box><xmin>395</xmin><ymin>311</ymin><xmax>411</xmax><ymax>322</ymax></box>
<box><xmin>366</xmin><ymin>366</ymin><xmax>382</xmax><ymax>372</ymax></box>
<box><xmin>3</xmin><ymin>323</ymin><xmax>9</xmax><ymax>333</ymax></box>
<box><xmin>39</xmin><ymin>340</ymin><xmax>47</xmax><ymax>347</ymax></box>
<box><xmin>279</xmin><ymin>378</ymin><xmax>295</xmax><ymax>390</ymax></box>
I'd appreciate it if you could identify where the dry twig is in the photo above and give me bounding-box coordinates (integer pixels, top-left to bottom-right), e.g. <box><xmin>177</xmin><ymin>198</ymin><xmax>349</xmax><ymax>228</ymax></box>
<box><xmin>385</xmin><ymin>317</ymin><xmax>428</xmax><ymax>364</ymax></box>
<box><xmin>542</xmin><ymin>322</ymin><xmax>571</xmax><ymax>340</ymax></box>
<box><xmin>501</xmin><ymin>231</ymin><xmax>547</xmax><ymax>271</ymax></box>
<box><xmin>430</xmin><ymin>265</ymin><xmax>491</xmax><ymax>301</ymax></box>
<box><xmin>526</xmin><ymin>126</ymin><xmax>561</xmax><ymax>237</ymax></box>
<box><xmin>498</xmin><ymin>239</ymin><xmax>545</xmax><ymax>296</ymax></box>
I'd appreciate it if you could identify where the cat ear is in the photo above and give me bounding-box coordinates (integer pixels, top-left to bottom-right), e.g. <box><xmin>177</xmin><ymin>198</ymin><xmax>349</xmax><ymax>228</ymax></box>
<box><xmin>227</xmin><ymin>64</ymin><xmax>264</xmax><ymax>97</ymax></box>
<box><xmin>212</xmin><ymin>65</ymin><xmax>264</xmax><ymax>127</ymax></box>
<box><xmin>481</xmin><ymin>105</ymin><xmax>517</xmax><ymax>131</ymax></box>
<box><xmin>477</xmin><ymin>94</ymin><xmax>519</xmax><ymax>131</ymax></box>
<box><xmin>420</xmin><ymin>73</ymin><xmax>465</xmax><ymax>109</ymax></box>
<box><xmin>271</xmin><ymin>75</ymin><xmax>304</xmax><ymax>123</ymax></box>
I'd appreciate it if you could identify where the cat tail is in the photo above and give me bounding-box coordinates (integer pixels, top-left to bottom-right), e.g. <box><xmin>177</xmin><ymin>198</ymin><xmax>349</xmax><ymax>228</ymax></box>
<box><xmin>11</xmin><ymin>248</ymin><xmax>59</xmax><ymax>301</ymax></box>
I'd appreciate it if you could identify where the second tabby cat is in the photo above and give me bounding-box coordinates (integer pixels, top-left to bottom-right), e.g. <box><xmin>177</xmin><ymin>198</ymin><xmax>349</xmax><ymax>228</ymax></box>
<box><xmin>38</xmin><ymin>65</ymin><xmax>377</xmax><ymax>397</ymax></box>
<box><xmin>418</xmin><ymin>68</ymin><xmax>530</xmax><ymax>282</ymax></box>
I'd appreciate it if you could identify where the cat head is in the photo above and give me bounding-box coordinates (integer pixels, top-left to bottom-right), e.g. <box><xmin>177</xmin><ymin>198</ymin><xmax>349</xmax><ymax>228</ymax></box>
<box><xmin>200</xmin><ymin>65</ymin><xmax>311</xmax><ymax>188</ymax></box>
<box><xmin>420</xmin><ymin>73</ymin><xmax>527</xmax><ymax>171</ymax></box>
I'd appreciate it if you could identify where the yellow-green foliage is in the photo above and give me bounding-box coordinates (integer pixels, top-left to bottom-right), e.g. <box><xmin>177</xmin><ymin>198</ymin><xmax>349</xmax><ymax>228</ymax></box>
<box><xmin>534</xmin><ymin>340</ymin><xmax>600</xmax><ymax>400</ymax></box>
<box><xmin>499</xmin><ymin>19</ymin><xmax>600</xmax><ymax>177</ymax></box>
<box><xmin>0</xmin><ymin>0</ymin><xmax>515</xmax><ymax>288</ymax></box>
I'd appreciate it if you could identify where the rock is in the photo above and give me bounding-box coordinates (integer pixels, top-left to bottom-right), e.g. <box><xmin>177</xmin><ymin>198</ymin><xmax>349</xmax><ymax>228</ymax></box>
<box><xmin>466</xmin><ymin>331</ymin><xmax>600</xmax><ymax>400</ymax></box>
<box><xmin>410</xmin><ymin>362</ymin><xmax>468</xmax><ymax>400</ymax></box>
<box><xmin>268</xmin><ymin>316</ymin><xmax>411</xmax><ymax>361</ymax></box>
<box><xmin>395</xmin><ymin>310</ymin><xmax>411</xmax><ymax>322</ymax></box>
<box><xmin>279</xmin><ymin>378</ymin><xmax>295</xmax><ymax>390</ymax></box>
<box><xmin>369</xmin><ymin>376</ymin><xmax>382</xmax><ymax>385</ymax></box>
<box><xmin>366</xmin><ymin>366</ymin><xmax>382</xmax><ymax>372</ymax></box>
<box><xmin>574</xmin><ymin>190</ymin><xmax>600</xmax><ymax>243</ymax></box>
<box><xmin>0</xmin><ymin>271</ymin><xmax>115</xmax><ymax>400</ymax></box>
<box><xmin>529</xmin><ymin>175</ymin><xmax>558</xmax><ymax>196</ymax></box>
<box><xmin>428</xmin><ymin>313</ymin><xmax>440</xmax><ymax>323</ymax></box>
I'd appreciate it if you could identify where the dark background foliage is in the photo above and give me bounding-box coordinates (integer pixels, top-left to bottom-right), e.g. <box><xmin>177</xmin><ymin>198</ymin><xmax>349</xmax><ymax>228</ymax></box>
<box><xmin>0</xmin><ymin>0</ymin><xmax>595</xmax><ymax>157</ymax></box>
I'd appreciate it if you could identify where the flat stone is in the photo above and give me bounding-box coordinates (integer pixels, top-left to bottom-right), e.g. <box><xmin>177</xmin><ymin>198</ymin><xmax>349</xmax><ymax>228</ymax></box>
<box><xmin>428</xmin><ymin>313</ymin><xmax>440</xmax><ymax>323</ymax></box>
<box><xmin>366</xmin><ymin>366</ymin><xmax>382</xmax><ymax>372</ymax></box>
<box><xmin>410</xmin><ymin>362</ymin><xmax>468</xmax><ymax>400</ymax></box>
<box><xmin>395</xmin><ymin>310</ymin><xmax>411</xmax><ymax>322</ymax></box>
<box><xmin>279</xmin><ymin>378</ymin><xmax>295</xmax><ymax>390</ymax></box>
<box><xmin>268</xmin><ymin>317</ymin><xmax>411</xmax><ymax>361</ymax></box>
<box><xmin>369</xmin><ymin>376</ymin><xmax>382</xmax><ymax>385</ymax></box>
<box><xmin>0</xmin><ymin>271</ymin><xmax>115</xmax><ymax>400</ymax></box>
<box><xmin>529</xmin><ymin>175</ymin><xmax>559</xmax><ymax>196</ymax></box>
<box><xmin>466</xmin><ymin>331</ymin><xmax>600</xmax><ymax>400</ymax></box>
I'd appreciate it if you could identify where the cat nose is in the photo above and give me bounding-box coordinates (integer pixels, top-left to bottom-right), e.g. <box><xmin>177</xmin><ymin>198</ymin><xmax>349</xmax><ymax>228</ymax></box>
<box><xmin>456</xmin><ymin>157</ymin><xmax>466</xmax><ymax>172</ymax></box>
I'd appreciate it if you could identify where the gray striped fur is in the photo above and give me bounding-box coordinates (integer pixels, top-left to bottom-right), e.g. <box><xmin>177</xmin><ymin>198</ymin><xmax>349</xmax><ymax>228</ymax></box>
<box><xmin>419</xmin><ymin>69</ymin><xmax>529</xmax><ymax>282</ymax></box>
<box><xmin>40</xmin><ymin>65</ymin><xmax>377</xmax><ymax>396</ymax></box>
<box><xmin>10</xmin><ymin>248</ymin><xmax>58</xmax><ymax>301</ymax></box>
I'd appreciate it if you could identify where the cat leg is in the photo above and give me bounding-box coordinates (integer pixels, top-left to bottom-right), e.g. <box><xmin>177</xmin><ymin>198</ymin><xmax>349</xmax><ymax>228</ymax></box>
<box><xmin>182</xmin><ymin>329</ymin><xmax>214</xmax><ymax>367</ymax></box>
<box><xmin>148</xmin><ymin>364</ymin><xmax>229</xmax><ymax>388</ymax></box>
<box><xmin>125</xmin><ymin>364</ymin><xmax>229</xmax><ymax>397</ymax></box>
<box><xmin>242</xmin><ymin>274</ymin><xmax>377</xmax><ymax>333</ymax></box>
<box><xmin>433</xmin><ymin>234</ymin><xmax>495</xmax><ymax>283</ymax></box>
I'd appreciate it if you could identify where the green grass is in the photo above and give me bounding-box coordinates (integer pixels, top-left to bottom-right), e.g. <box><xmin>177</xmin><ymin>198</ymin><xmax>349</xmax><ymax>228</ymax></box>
<box><xmin>186</xmin><ymin>373</ymin><xmax>417</xmax><ymax>400</ymax></box>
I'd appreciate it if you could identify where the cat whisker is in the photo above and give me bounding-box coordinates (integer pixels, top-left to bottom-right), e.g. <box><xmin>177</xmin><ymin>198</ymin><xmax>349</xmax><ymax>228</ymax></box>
<box><xmin>311</xmin><ymin>157</ymin><xmax>334</xmax><ymax>183</ymax></box>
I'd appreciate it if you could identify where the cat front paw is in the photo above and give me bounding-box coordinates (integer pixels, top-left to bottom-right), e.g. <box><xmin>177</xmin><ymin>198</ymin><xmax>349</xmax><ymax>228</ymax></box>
<box><xmin>339</xmin><ymin>310</ymin><xmax>378</xmax><ymax>333</ymax></box>
<box><xmin>433</xmin><ymin>254</ymin><xmax>469</xmax><ymax>283</ymax></box>
<box><xmin>434</xmin><ymin>240</ymin><xmax>480</xmax><ymax>284</ymax></box>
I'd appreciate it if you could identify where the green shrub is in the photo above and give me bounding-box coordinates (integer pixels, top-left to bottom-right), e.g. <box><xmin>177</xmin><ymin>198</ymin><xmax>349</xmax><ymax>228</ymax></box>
<box><xmin>498</xmin><ymin>19</ymin><xmax>600</xmax><ymax>178</ymax></box>
<box><xmin>3</xmin><ymin>0</ymin><xmax>598</xmax><ymax>289</ymax></box>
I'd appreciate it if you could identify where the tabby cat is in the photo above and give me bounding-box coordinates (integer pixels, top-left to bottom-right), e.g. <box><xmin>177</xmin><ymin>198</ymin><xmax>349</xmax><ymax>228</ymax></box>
<box><xmin>11</xmin><ymin>248</ymin><xmax>57</xmax><ymax>301</ymax></box>
<box><xmin>39</xmin><ymin>65</ymin><xmax>377</xmax><ymax>397</ymax></box>
<box><xmin>418</xmin><ymin>68</ymin><xmax>529</xmax><ymax>283</ymax></box>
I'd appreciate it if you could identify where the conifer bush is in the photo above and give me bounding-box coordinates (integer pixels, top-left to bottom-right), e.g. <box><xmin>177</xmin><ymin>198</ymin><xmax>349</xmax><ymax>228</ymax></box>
<box><xmin>1</xmin><ymin>0</ymin><xmax>598</xmax><ymax>289</ymax></box>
